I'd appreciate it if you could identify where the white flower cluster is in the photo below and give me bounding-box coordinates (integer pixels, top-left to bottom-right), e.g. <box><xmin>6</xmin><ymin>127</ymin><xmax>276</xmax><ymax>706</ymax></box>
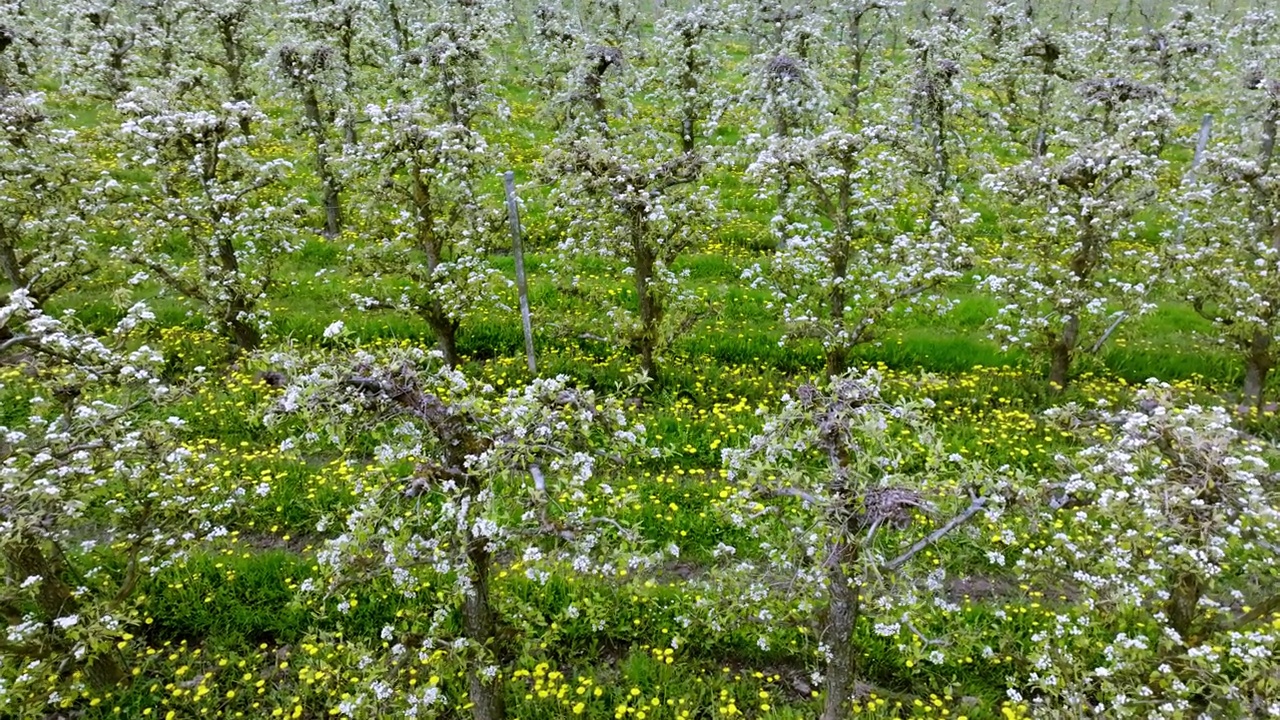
<box><xmin>1020</xmin><ymin>382</ymin><xmax>1280</xmax><ymax>715</ymax></box>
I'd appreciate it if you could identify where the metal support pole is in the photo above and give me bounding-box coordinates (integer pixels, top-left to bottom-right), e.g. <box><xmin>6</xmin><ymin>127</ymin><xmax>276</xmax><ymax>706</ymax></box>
<box><xmin>503</xmin><ymin>171</ymin><xmax>537</xmax><ymax>375</ymax></box>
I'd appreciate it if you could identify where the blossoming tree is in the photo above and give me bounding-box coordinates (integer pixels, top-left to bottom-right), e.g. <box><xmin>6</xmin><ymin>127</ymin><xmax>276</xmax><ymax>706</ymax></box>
<box><xmin>117</xmin><ymin>96</ymin><xmax>306</xmax><ymax>354</ymax></box>
<box><xmin>1</xmin><ymin>294</ymin><xmax>245</xmax><ymax>711</ymax></box>
<box><xmin>194</xmin><ymin>0</ymin><xmax>267</xmax><ymax>118</ymax></box>
<box><xmin>1015</xmin><ymin>383</ymin><xmax>1280</xmax><ymax>715</ymax></box>
<box><xmin>273</xmin><ymin>41</ymin><xmax>349</xmax><ymax>238</ymax></box>
<box><xmin>269</xmin><ymin>347</ymin><xmax>660</xmax><ymax>720</ymax></box>
<box><xmin>980</xmin><ymin>77</ymin><xmax>1173</xmax><ymax>390</ymax></box>
<box><xmin>718</xmin><ymin>371</ymin><xmax>1002</xmax><ymax>720</ymax></box>
<box><xmin>744</xmin><ymin>21</ymin><xmax>974</xmax><ymax>378</ymax></box>
<box><xmin>394</xmin><ymin>0</ymin><xmax>509</xmax><ymax>129</ymax></box>
<box><xmin>0</xmin><ymin>0</ymin><xmax>47</xmax><ymax>95</ymax></box>
<box><xmin>544</xmin><ymin>10</ymin><xmax>726</xmax><ymax>379</ymax></box>
<box><xmin>0</xmin><ymin>91</ymin><xmax>103</xmax><ymax>344</ymax></box>
<box><xmin>54</xmin><ymin>0</ymin><xmax>142</xmax><ymax>99</ymax></box>
<box><xmin>1178</xmin><ymin>74</ymin><xmax>1280</xmax><ymax>411</ymax></box>
<box><xmin>745</xmin><ymin>122</ymin><xmax>975</xmax><ymax>376</ymax></box>
<box><xmin>345</xmin><ymin>100</ymin><xmax>509</xmax><ymax>367</ymax></box>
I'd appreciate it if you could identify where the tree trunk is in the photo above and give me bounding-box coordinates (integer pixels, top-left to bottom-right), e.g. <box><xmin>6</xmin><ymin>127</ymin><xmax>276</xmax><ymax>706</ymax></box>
<box><xmin>1048</xmin><ymin>342</ymin><xmax>1071</xmax><ymax>391</ymax></box>
<box><xmin>210</xmin><ymin>222</ymin><xmax>260</xmax><ymax>355</ymax></box>
<box><xmin>825</xmin><ymin>347</ymin><xmax>848</xmax><ymax>380</ymax></box>
<box><xmin>826</xmin><ymin>226</ymin><xmax>850</xmax><ymax>378</ymax></box>
<box><xmin>6</xmin><ymin>534</ymin><xmax>127</xmax><ymax>688</ymax></box>
<box><xmin>774</xmin><ymin>112</ymin><xmax>792</xmax><ymax>229</ymax></box>
<box><xmin>219</xmin><ymin>20</ymin><xmax>252</xmax><ymax>136</ymax></box>
<box><xmin>1241</xmin><ymin>94</ymin><xmax>1278</xmax><ymax>414</ymax></box>
<box><xmin>680</xmin><ymin>52</ymin><xmax>697</xmax><ymax>153</ymax></box>
<box><xmin>338</xmin><ymin>38</ymin><xmax>359</xmax><ymax>147</ymax></box>
<box><xmin>409</xmin><ymin>171</ymin><xmax>459</xmax><ymax>367</ymax></box>
<box><xmin>1048</xmin><ymin>314</ymin><xmax>1079</xmax><ymax>392</ymax></box>
<box><xmin>1242</xmin><ymin>334</ymin><xmax>1272</xmax><ymax>413</ymax></box>
<box><xmin>1165</xmin><ymin>571</ymin><xmax>1201</xmax><ymax>641</ymax></box>
<box><xmin>436</xmin><ymin>317</ymin><xmax>460</xmax><ymax>368</ymax></box>
<box><xmin>385</xmin><ymin>0</ymin><xmax>409</xmax><ymax>57</ymax></box>
<box><xmin>302</xmin><ymin>88</ymin><xmax>342</xmax><ymax>239</ymax></box>
<box><xmin>228</xmin><ymin>316</ymin><xmax>261</xmax><ymax>354</ymax></box>
<box><xmin>463</xmin><ymin>536</ymin><xmax>506</xmax><ymax>720</ymax></box>
<box><xmin>844</xmin><ymin>16</ymin><xmax>866</xmax><ymax>116</ymax></box>
<box><xmin>321</xmin><ymin>172</ymin><xmax>342</xmax><ymax>239</ymax></box>
<box><xmin>633</xmin><ymin>227</ymin><xmax>660</xmax><ymax>380</ymax></box>
<box><xmin>1048</xmin><ymin>341</ymin><xmax>1070</xmax><ymax>392</ymax></box>
<box><xmin>0</xmin><ymin>227</ymin><xmax>28</xmax><ymax>290</ymax></box>
<box><xmin>822</xmin><ymin>543</ymin><xmax>860</xmax><ymax>720</ymax></box>
<box><xmin>418</xmin><ymin>302</ymin><xmax>460</xmax><ymax>368</ymax></box>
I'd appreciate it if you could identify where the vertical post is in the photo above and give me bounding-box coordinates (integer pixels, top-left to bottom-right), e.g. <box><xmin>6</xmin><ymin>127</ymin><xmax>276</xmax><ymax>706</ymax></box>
<box><xmin>1191</xmin><ymin>113</ymin><xmax>1213</xmax><ymax>178</ymax></box>
<box><xmin>504</xmin><ymin>171</ymin><xmax>537</xmax><ymax>375</ymax></box>
<box><xmin>1170</xmin><ymin>114</ymin><xmax>1211</xmax><ymax>249</ymax></box>
<box><xmin>509</xmin><ymin>0</ymin><xmax>527</xmax><ymax>44</ymax></box>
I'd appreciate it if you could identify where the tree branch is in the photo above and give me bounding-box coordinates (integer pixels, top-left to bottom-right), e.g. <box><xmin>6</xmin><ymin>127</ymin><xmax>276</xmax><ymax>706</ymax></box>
<box><xmin>882</xmin><ymin>495</ymin><xmax>986</xmax><ymax>572</ymax></box>
<box><xmin>1089</xmin><ymin>311</ymin><xmax>1129</xmax><ymax>354</ymax></box>
<box><xmin>0</xmin><ymin>334</ymin><xmax>81</xmax><ymax>364</ymax></box>
<box><xmin>766</xmin><ymin>486</ymin><xmax>818</xmax><ymax>504</ymax></box>
<box><xmin>0</xmin><ymin>333</ymin><xmax>36</xmax><ymax>354</ymax></box>
<box><xmin>1231</xmin><ymin>591</ymin><xmax>1280</xmax><ymax>631</ymax></box>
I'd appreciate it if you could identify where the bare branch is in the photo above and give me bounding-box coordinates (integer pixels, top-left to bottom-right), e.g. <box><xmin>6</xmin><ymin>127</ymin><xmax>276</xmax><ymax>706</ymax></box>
<box><xmin>767</xmin><ymin>485</ymin><xmax>819</xmax><ymax>504</ymax></box>
<box><xmin>882</xmin><ymin>495</ymin><xmax>987</xmax><ymax>572</ymax></box>
<box><xmin>1089</xmin><ymin>312</ymin><xmax>1129</xmax><ymax>354</ymax></box>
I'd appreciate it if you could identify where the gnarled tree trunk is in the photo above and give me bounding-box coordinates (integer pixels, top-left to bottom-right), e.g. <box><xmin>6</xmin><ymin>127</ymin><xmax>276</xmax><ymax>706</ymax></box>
<box><xmin>422</xmin><ymin>305</ymin><xmax>460</xmax><ymax>368</ymax></box>
<box><xmin>463</xmin><ymin>536</ymin><xmax>505</xmax><ymax>720</ymax></box>
<box><xmin>821</xmin><ymin>542</ymin><xmax>860</xmax><ymax>720</ymax></box>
